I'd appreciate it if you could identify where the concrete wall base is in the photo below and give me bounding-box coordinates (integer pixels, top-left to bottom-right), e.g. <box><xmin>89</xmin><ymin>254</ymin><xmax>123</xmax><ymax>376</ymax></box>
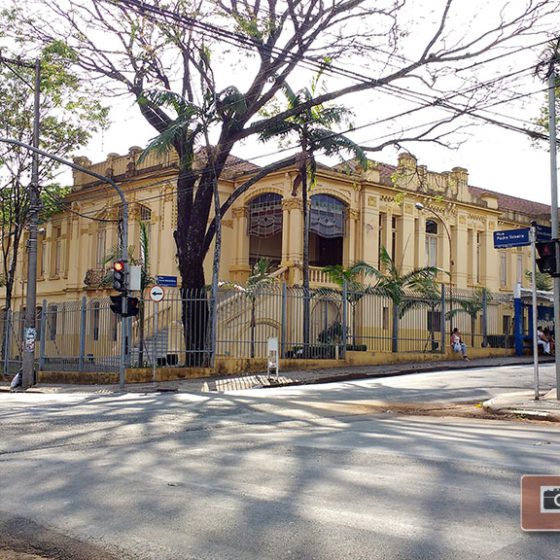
<box><xmin>36</xmin><ymin>347</ymin><xmax>515</xmax><ymax>385</ymax></box>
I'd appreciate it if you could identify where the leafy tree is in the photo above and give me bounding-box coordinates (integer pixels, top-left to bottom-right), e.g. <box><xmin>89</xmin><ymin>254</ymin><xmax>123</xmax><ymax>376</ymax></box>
<box><xmin>0</xmin><ymin>38</ymin><xmax>107</xmax><ymax>366</ymax></box>
<box><xmin>525</xmin><ymin>269</ymin><xmax>552</xmax><ymax>291</ymax></box>
<box><xmin>371</xmin><ymin>246</ymin><xmax>440</xmax><ymax>352</ymax></box>
<box><xmin>533</xmin><ymin>39</ymin><xmax>560</xmax><ymax>143</ymax></box>
<box><xmin>446</xmin><ymin>287</ymin><xmax>492</xmax><ymax>347</ymax></box>
<box><xmin>6</xmin><ymin>0</ymin><xmax>556</xmax><ymax>362</ymax></box>
<box><xmin>259</xmin><ymin>70</ymin><xmax>367</xmax><ymax>354</ymax></box>
<box><xmin>322</xmin><ymin>261</ymin><xmax>376</xmax><ymax>346</ymax></box>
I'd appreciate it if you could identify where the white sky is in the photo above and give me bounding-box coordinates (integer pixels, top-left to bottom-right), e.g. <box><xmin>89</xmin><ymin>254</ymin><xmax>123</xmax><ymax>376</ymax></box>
<box><xmin>76</xmin><ymin>0</ymin><xmax>557</xmax><ymax>206</ymax></box>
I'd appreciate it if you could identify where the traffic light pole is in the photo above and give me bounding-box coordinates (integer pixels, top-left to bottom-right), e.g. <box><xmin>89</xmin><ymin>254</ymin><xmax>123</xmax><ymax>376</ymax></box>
<box><xmin>547</xmin><ymin>60</ymin><xmax>560</xmax><ymax>401</ymax></box>
<box><xmin>0</xmin><ymin>137</ymin><xmax>129</xmax><ymax>389</ymax></box>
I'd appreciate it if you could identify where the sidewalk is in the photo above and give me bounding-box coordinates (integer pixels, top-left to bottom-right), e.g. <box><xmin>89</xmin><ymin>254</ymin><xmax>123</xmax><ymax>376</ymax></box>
<box><xmin>0</xmin><ymin>354</ymin><xmax>555</xmax><ymax>398</ymax></box>
<box><xmin>483</xmin><ymin>388</ymin><xmax>560</xmax><ymax>422</ymax></box>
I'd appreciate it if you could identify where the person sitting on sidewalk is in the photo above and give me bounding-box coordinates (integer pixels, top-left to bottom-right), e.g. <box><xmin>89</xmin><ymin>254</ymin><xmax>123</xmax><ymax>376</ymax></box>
<box><xmin>538</xmin><ymin>326</ymin><xmax>552</xmax><ymax>355</ymax></box>
<box><xmin>451</xmin><ymin>327</ymin><xmax>469</xmax><ymax>360</ymax></box>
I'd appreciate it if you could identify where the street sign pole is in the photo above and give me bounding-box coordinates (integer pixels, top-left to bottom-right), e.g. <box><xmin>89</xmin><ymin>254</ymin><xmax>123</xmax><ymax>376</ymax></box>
<box><xmin>547</xmin><ymin>57</ymin><xmax>560</xmax><ymax>401</ymax></box>
<box><xmin>530</xmin><ymin>225</ymin><xmax>540</xmax><ymax>400</ymax></box>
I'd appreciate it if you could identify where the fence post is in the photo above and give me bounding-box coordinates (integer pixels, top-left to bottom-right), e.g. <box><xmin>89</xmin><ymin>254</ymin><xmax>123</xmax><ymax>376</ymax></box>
<box><xmin>342</xmin><ymin>280</ymin><xmax>348</xmax><ymax>358</ymax></box>
<box><xmin>482</xmin><ymin>289</ymin><xmax>488</xmax><ymax>347</ymax></box>
<box><xmin>78</xmin><ymin>296</ymin><xmax>87</xmax><ymax>372</ymax></box>
<box><xmin>440</xmin><ymin>285</ymin><xmax>447</xmax><ymax>354</ymax></box>
<box><xmin>281</xmin><ymin>282</ymin><xmax>287</xmax><ymax>359</ymax></box>
<box><xmin>3</xmin><ymin>308</ymin><xmax>12</xmax><ymax>375</ymax></box>
<box><xmin>39</xmin><ymin>299</ymin><xmax>47</xmax><ymax>371</ymax></box>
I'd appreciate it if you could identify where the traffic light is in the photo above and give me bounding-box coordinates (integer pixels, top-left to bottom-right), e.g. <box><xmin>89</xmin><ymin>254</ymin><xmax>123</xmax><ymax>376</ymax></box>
<box><xmin>125</xmin><ymin>297</ymin><xmax>140</xmax><ymax>317</ymax></box>
<box><xmin>109</xmin><ymin>296</ymin><xmax>140</xmax><ymax>317</ymax></box>
<box><xmin>536</xmin><ymin>240</ymin><xmax>559</xmax><ymax>277</ymax></box>
<box><xmin>110</xmin><ymin>295</ymin><xmax>124</xmax><ymax>315</ymax></box>
<box><xmin>112</xmin><ymin>260</ymin><xmax>127</xmax><ymax>292</ymax></box>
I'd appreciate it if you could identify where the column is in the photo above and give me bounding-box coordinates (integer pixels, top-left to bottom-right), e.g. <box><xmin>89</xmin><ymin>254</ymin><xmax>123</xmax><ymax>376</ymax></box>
<box><xmin>345</xmin><ymin>208</ymin><xmax>360</xmax><ymax>267</ymax></box>
<box><xmin>280</xmin><ymin>199</ymin><xmax>292</xmax><ymax>267</ymax></box>
<box><xmin>484</xmin><ymin>219</ymin><xmax>498</xmax><ymax>290</ymax></box>
<box><xmin>360</xmin><ymin>193</ymin><xmax>379</xmax><ymax>274</ymax></box>
<box><xmin>282</xmin><ymin>199</ymin><xmax>303</xmax><ymax>284</ymax></box>
<box><xmin>455</xmin><ymin>214</ymin><xmax>468</xmax><ymax>289</ymax></box>
<box><xmin>399</xmin><ymin>203</ymin><xmax>415</xmax><ymax>274</ymax></box>
<box><xmin>66</xmin><ymin>213</ymin><xmax>82</xmax><ymax>290</ymax></box>
<box><xmin>230</xmin><ymin>206</ymin><xmax>250</xmax><ymax>284</ymax></box>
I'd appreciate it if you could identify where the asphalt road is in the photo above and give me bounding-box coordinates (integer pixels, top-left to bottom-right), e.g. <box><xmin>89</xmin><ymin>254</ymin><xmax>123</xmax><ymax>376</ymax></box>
<box><xmin>1</xmin><ymin>363</ymin><xmax>559</xmax><ymax>559</ymax></box>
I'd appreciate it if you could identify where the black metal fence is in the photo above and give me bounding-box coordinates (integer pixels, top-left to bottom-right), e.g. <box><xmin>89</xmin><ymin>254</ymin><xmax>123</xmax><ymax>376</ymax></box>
<box><xmin>0</xmin><ymin>284</ymin><xmax>514</xmax><ymax>374</ymax></box>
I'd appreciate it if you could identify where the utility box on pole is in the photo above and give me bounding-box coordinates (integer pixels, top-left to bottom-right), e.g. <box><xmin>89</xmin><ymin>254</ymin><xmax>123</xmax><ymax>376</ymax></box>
<box><xmin>129</xmin><ymin>265</ymin><xmax>142</xmax><ymax>291</ymax></box>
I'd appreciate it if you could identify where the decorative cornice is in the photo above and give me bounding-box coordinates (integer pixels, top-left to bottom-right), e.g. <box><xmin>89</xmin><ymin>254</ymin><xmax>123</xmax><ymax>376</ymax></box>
<box><xmin>282</xmin><ymin>199</ymin><xmax>303</xmax><ymax>211</ymax></box>
<box><xmin>232</xmin><ymin>206</ymin><xmax>248</xmax><ymax>218</ymax></box>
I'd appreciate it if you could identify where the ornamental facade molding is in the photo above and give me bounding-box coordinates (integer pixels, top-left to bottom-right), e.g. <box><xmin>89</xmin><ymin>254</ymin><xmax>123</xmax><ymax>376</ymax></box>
<box><xmin>232</xmin><ymin>206</ymin><xmax>248</xmax><ymax>219</ymax></box>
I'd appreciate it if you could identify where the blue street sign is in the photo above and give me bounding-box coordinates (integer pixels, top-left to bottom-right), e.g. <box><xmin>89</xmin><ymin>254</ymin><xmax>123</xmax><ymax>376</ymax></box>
<box><xmin>536</xmin><ymin>224</ymin><xmax>552</xmax><ymax>243</ymax></box>
<box><xmin>156</xmin><ymin>275</ymin><xmax>178</xmax><ymax>287</ymax></box>
<box><xmin>493</xmin><ymin>228</ymin><xmax>530</xmax><ymax>249</ymax></box>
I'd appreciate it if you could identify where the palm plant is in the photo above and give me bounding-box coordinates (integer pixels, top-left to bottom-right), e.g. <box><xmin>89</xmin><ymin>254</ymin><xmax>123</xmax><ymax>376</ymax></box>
<box><xmin>447</xmin><ymin>287</ymin><xmax>492</xmax><ymax>347</ymax></box>
<box><xmin>322</xmin><ymin>261</ymin><xmax>377</xmax><ymax>346</ymax></box>
<box><xmin>259</xmin><ymin>68</ymin><xmax>368</xmax><ymax>355</ymax></box>
<box><xmin>371</xmin><ymin>246</ymin><xmax>440</xmax><ymax>352</ymax></box>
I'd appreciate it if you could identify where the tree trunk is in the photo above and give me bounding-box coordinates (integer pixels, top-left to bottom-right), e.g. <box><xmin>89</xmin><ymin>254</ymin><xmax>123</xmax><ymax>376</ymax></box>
<box><xmin>250</xmin><ymin>299</ymin><xmax>256</xmax><ymax>359</ymax></box>
<box><xmin>471</xmin><ymin>315</ymin><xmax>476</xmax><ymax>347</ymax></box>
<box><xmin>176</xmin><ymin>171</ymin><xmax>211</xmax><ymax>367</ymax></box>
<box><xmin>352</xmin><ymin>302</ymin><xmax>357</xmax><ymax>347</ymax></box>
<box><xmin>1</xmin><ymin>233</ymin><xmax>21</xmax><ymax>372</ymax></box>
<box><xmin>392</xmin><ymin>302</ymin><xmax>399</xmax><ymax>353</ymax></box>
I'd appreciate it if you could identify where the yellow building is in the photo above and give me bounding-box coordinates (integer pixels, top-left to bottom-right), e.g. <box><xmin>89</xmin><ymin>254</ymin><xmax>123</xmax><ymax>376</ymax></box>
<box><xmin>0</xmin><ymin>148</ymin><xmax>552</xmax><ymax>374</ymax></box>
<box><xmin>21</xmin><ymin>149</ymin><xmax>548</xmax><ymax>294</ymax></box>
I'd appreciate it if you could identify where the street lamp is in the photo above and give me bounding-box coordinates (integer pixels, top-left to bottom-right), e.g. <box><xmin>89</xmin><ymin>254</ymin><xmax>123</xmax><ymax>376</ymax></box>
<box><xmin>415</xmin><ymin>202</ymin><xmax>454</xmax><ymax>332</ymax></box>
<box><xmin>0</xmin><ymin>137</ymin><xmax>129</xmax><ymax>389</ymax></box>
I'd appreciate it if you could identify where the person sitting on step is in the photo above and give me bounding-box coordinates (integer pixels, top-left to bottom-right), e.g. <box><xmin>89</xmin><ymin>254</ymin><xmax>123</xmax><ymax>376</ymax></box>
<box><xmin>451</xmin><ymin>327</ymin><xmax>469</xmax><ymax>360</ymax></box>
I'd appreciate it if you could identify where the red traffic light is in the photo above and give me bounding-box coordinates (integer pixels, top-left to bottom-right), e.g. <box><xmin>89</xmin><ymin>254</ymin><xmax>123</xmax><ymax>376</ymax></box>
<box><xmin>112</xmin><ymin>260</ymin><xmax>127</xmax><ymax>292</ymax></box>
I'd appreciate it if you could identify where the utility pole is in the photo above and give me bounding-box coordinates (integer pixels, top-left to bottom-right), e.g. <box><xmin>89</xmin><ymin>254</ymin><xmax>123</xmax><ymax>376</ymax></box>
<box><xmin>7</xmin><ymin>57</ymin><xmax>42</xmax><ymax>390</ymax></box>
<box><xmin>547</xmin><ymin>42</ymin><xmax>560</xmax><ymax>401</ymax></box>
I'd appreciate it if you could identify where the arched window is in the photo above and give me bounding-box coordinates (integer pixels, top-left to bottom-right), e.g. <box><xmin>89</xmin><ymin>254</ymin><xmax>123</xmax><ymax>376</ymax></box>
<box><xmin>248</xmin><ymin>194</ymin><xmax>283</xmax><ymax>237</ymax></box>
<box><xmin>425</xmin><ymin>219</ymin><xmax>438</xmax><ymax>267</ymax></box>
<box><xmin>248</xmin><ymin>193</ymin><xmax>283</xmax><ymax>267</ymax></box>
<box><xmin>310</xmin><ymin>194</ymin><xmax>347</xmax><ymax>267</ymax></box>
<box><xmin>310</xmin><ymin>194</ymin><xmax>346</xmax><ymax>238</ymax></box>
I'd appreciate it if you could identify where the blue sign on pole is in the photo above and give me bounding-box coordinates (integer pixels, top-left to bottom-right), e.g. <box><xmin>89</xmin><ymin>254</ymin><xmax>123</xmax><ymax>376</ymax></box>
<box><xmin>536</xmin><ymin>224</ymin><xmax>552</xmax><ymax>243</ymax></box>
<box><xmin>493</xmin><ymin>228</ymin><xmax>531</xmax><ymax>249</ymax></box>
<box><xmin>156</xmin><ymin>275</ymin><xmax>178</xmax><ymax>287</ymax></box>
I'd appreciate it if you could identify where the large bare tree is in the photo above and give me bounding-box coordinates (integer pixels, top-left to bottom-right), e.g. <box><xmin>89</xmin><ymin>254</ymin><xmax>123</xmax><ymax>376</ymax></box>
<box><xmin>6</xmin><ymin>0</ymin><xmax>558</xmax><ymax>362</ymax></box>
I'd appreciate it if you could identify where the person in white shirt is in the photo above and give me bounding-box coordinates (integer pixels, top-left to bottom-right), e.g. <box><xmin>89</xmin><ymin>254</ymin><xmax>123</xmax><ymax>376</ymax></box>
<box><xmin>451</xmin><ymin>328</ymin><xmax>469</xmax><ymax>360</ymax></box>
<box><xmin>537</xmin><ymin>326</ymin><xmax>551</xmax><ymax>355</ymax></box>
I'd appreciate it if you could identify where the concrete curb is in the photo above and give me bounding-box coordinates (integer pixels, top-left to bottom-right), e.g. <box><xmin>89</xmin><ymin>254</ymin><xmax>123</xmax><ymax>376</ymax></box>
<box><xmin>0</xmin><ymin>355</ymin><xmax>554</xmax><ymax>395</ymax></box>
<box><xmin>483</xmin><ymin>391</ymin><xmax>560</xmax><ymax>422</ymax></box>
